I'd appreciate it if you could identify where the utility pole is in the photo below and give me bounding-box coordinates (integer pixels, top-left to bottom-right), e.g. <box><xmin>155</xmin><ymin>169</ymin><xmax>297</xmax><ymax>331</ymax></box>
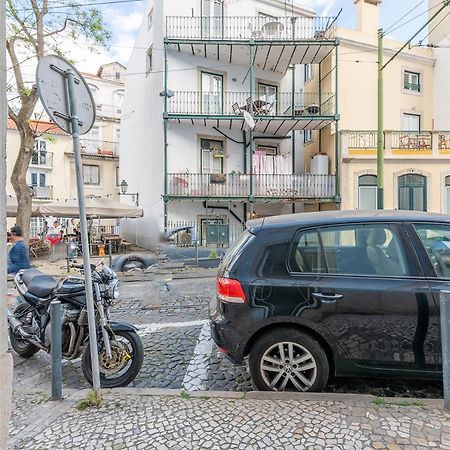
<box><xmin>0</xmin><ymin>0</ymin><xmax>14</xmax><ymax>446</ymax></box>
<box><xmin>376</xmin><ymin>0</ymin><xmax>450</xmax><ymax>209</ymax></box>
<box><xmin>377</xmin><ymin>29</ymin><xmax>384</xmax><ymax>209</ymax></box>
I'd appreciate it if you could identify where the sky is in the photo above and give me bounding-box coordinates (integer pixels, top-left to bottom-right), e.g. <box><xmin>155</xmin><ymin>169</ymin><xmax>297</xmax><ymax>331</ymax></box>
<box><xmin>63</xmin><ymin>0</ymin><xmax>437</xmax><ymax>73</ymax></box>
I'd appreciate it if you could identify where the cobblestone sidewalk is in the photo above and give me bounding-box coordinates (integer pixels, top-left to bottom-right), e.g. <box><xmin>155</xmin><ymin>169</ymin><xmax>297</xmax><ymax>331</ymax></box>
<box><xmin>7</xmin><ymin>389</ymin><xmax>450</xmax><ymax>450</ymax></box>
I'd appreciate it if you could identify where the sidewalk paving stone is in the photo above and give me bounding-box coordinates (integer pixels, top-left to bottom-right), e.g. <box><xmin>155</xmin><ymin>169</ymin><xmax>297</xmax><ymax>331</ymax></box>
<box><xmin>8</xmin><ymin>390</ymin><xmax>450</xmax><ymax>449</ymax></box>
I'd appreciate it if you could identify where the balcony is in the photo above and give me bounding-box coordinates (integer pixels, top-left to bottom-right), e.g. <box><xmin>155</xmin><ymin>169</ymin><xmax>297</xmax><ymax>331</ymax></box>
<box><xmin>166</xmin><ymin>15</ymin><xmax>337</xmax><ymax>41</ymax></box>
<box><xmin>342</xmin><ymin>130</ymin><xmax>450</xmax><ymax>159</ymax></box>
<box><xmin>165</xmin><ymin>16</ymin><xmax>338</xmax><ymax>71</ymax></box>
<box><xmin>80</xmin><ymin>140</ymin><xmax>119</xmax><ymax>157</ymax></box>
<box><xmin>167</xmin><ymin>92</ymin><xmax>335</xmax><ymax>134</ymax></box>
<box><xmin>167</xmin><ymin>173</ymin><xmax>335</xmax><ymax>199</ymax></box>
<box><xmin>95</xmin><ymin>104</ymin><xmax>121</xmax><ymax>120</ymax></box>
<box><xmin>30</xmin><ymin>185</ymin><xmax>52</xmax><ymax>199</ymax></box>
<box><xmin>30</xmin><ymin>151</ymin><xmax>53</xmax><ymax>167</ymax></box>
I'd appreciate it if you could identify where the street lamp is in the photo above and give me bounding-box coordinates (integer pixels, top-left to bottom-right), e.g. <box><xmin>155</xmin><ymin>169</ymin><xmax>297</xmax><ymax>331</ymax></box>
<box><xmin>119</xmin><ymin>179</ymin><xmax>139</xmax><ymax>206</ymax></box>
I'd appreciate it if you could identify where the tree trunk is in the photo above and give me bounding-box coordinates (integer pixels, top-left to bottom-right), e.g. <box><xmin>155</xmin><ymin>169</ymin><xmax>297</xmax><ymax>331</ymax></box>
<box><xmin>11</xmin><ymin>123</ymin><xmax>35</xmax><ymax>242</ymax></box>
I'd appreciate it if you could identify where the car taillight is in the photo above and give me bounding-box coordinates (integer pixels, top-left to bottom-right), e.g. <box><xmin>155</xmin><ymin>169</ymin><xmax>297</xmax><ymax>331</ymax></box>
<box><xmin>216</xmin><ymin>277</ymin><xmax>247</xmax><ymax>304</ymax></box>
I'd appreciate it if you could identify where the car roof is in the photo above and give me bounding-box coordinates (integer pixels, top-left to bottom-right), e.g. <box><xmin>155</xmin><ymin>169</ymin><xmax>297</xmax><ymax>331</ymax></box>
<box><xmin>247</xmin><ymin>210</ymin><xmax>450</xmax><ymax>233</ymax></box>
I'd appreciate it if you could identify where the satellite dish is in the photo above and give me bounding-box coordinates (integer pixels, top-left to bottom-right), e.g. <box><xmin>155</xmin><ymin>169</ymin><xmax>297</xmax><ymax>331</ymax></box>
<box><xmin>243</xmin><ymin>110</ymin><xmax>255</xmax><ymax>131</ymax></box>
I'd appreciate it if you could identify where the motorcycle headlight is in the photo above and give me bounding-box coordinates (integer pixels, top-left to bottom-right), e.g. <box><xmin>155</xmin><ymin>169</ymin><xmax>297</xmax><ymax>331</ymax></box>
<box><xmin>108</xmin><ymin>280</ymin><xmax>119</xmax><ymax>300</ymax></box>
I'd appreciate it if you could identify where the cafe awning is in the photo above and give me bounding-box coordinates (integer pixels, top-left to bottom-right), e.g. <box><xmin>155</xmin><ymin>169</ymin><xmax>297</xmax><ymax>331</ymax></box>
<box><xmin>36</xmin><ymin>196</ymin><xmax>143</xmax><ymax>219</ymax></box>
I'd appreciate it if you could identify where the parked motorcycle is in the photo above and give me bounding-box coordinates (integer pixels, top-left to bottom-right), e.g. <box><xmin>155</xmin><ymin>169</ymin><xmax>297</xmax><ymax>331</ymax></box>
<box><xmin>7</xmin><ymin>261</ymin><xmax>144</xmax><ymax>388</ymax></box>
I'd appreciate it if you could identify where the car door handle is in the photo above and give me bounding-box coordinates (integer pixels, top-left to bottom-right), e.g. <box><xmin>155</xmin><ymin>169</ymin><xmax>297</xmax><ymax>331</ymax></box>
<box><xmin>312</xmin><ymin>292</ymin><xmax>344</xmax><ymax>303</ymax></box>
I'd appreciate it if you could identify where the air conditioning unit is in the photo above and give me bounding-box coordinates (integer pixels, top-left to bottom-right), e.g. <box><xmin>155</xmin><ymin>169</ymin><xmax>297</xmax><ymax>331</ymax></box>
<box><xmin>258</xmin><ymin>145</ymin><xmax>278</xmax><ymax>155</ymax></box>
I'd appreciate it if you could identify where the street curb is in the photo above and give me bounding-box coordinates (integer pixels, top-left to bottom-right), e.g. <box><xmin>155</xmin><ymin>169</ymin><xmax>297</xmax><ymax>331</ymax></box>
<box><xmin>62</xmin><ymin>387</ymin><xmax>444</xmax><ymax>409</ymax></box>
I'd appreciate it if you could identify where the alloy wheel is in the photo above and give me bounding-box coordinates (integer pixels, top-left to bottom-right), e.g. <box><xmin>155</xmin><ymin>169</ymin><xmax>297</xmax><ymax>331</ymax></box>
<box><xmin>259</xmin><ymin>341</ymin><xmax>317</xmax><ymax>391</ymax></box>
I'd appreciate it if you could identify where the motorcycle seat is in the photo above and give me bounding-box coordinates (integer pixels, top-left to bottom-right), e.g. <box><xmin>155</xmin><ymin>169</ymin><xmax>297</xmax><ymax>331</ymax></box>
<box><xmin>22</xmin><ymin>269</ymin><xmax>57</xmax><ymax>298</ymax></box>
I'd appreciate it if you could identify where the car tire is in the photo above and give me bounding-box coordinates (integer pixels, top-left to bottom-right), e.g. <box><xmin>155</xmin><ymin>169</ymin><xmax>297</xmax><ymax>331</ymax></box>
<box><xmin>249</xmin><ymin>328</ymin><xmax>329</xmax><ymax>392</ymax></box>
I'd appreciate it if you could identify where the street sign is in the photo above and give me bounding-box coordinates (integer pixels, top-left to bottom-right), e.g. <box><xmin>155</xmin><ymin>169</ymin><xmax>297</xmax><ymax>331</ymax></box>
<box><xmin>36</xmin><ymin>55</ymin><xmax>95</xmax><ymax>135</ymax></box>
<box><xmin>35</xmin><ymin>55</ymin><xmax>101</xmax><ymax>394</ymax></box>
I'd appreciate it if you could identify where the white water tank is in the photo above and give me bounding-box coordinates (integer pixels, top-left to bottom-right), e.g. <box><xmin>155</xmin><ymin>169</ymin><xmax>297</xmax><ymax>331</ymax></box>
<box><xmin>311</xmin><ymin>153</ymin><xmax>329</xmax><ymax>175</ymax></box>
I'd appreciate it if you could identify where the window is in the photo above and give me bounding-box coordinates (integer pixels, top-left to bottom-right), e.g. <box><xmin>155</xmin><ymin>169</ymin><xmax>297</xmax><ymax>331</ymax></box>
<box><xmin>200</xmin><ymin>138</ymin><xmax>224</xmax><ymax>174</ymax></box>
<box><xmin>290</xmin><ymin>224</ymin><xmax>410</xmax><ymax>277</ymax></box>
<box><xmin>258</xmin><ymin>82</ymin><xmax>277</xmax><ymax>112</ymax></box>
<box><xmin>358</xmin><ymin>175</ymin><xmax>377</xmax><ymax>210</ymax></box>
<box><xmin>201</xmin><ymin>0</ymin><xmax>223</xmax><ymax>38</ymax></box>
<box><xmin>398</xmin><ymin>174</ymin><xmax>427</xmax><ymax>211</ymax></box>
<box><xmin>116</xmin><ymin>167</ymin><xmax>120</xmax><ymax>186</ymax></box>
<box><xmin>30</xmin><ymin>218</ymin><xmax>46</xmax><ymax>239</ymax></box>
<box><xmin>290</xmin><ymin>229</ymin><xmax>326</xmax><ymax>273</ymax></box>
<box><xmin>402</xmin><ymin>113</ymin><xmax>421</xmax><ymax>131</ymax></box>
<box><xmin>83</xmin><ymin>125</ymin><xmax>99</xmax><ymax>153</ymax></box>
<box><xmin>30</xmin><ymin>172</ymin><xmax>46</xmax><ymax>187</ymax></box>
<box><xmin>147</xmin><ymin>8</ymin><xmax>153</xmax><ymax>30</ymax></box>
<box><xmin>201</xmin><ymin>72</ymin><xmax>223</xmax><ymax>114</ymax></box>
<box><xmin>446</xmin><ymin>176</ymin><xmax>450</xmax><ymax>213</ymax></box>
<box><xmin>304</xmin><ymin>64</ymin><xmax>313</xmax><ymax>82</ymax></box>
<box><xmin>115</xmin><ymin>71</ymin><xmax>121</xmax><ymax>80</ymax></box>
<box><xmin>114</xmin><ymin>90</ymin><xmax>124</xmax><ymax>107</ymax></box>
<box><xmin>404</xmin><ymin>70</ymin><xmax>420</xmax><ymax>92</ymax></box>
<box><xmin>146</xmin><ymin>47</ymin><xmax>153</xmax><ymax>75</ymax></box>
<box><xmin>304</xmin><ymin>130</ymin><xmax>312</xmax><ymax>143</ymax></box>
<box><xmin>415</xmin><ymin>224</ymin><xmax>450</xmax><ymax>278</ymax></box>
<box><xmin>87</xmin><ymin>84</ymin><xmax>98</xmax><ymax>101</ymax></box>
<box><xmin>83</xmin><ymin>164</ymin><xmax>100</xmax><ymax>185</ymax></box>
<box><xmin>32</xmin><ymin>140</ymin><xmax>48</xmax><ymax>165</ymax></box>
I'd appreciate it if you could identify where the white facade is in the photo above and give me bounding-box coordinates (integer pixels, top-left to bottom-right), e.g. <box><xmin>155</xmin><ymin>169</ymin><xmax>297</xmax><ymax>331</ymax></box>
<box><xmin>121</xmin><ymin>0</ymin><xmax>338</xmax><ymax>248</ymax></box>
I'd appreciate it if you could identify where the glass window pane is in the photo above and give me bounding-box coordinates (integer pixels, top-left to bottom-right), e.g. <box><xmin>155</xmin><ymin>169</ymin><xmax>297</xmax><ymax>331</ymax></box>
<box><xmin>415</xmin><ymin>224</ymin><xmax>450</xmax><ymax>277</ymax></box>
<box><xmin>359</xmin><ymin>186</ymin><xmax>377</xmax><ymax>209</ymax></box>
<box><xmin>290</xmin><ymin>230</ymin><xmax>325</xmax><ymax>273</ymax></box>
<box><xmin>447</xmin><ymin>186</ymin><xmax>450</xmax><ymax>213</ymax></box>
<box><xmin>319</xmin><ymin>224</ymin><xmax>410</xmax><ymax>277</ymax></box>
<box><xmin>413</xmin><ymin>186</ymin><xmax>425</xmax><ymax>211</ymax></box>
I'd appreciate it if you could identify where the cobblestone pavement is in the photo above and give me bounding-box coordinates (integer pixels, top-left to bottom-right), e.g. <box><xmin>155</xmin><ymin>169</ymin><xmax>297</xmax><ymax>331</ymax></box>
<box><xmin>7</xmin><ymin>390</ymin><xmax>450</xmax><ymax>450</ymax></box>
<box><xmin>11</xmin><ymin>264</ymin><xmax>444</xmax><ymax>397</ymax></box>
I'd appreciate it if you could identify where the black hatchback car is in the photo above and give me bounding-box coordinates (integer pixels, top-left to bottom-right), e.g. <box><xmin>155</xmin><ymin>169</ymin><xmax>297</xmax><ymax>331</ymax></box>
<box><xmin>210</xmin><ymin>210</ymin><xmax>450</xmax><ymax>392</ymax></box>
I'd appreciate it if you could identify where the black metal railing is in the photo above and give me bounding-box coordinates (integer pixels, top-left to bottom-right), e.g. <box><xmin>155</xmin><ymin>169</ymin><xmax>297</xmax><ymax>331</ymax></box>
<box><xmin>166</xmin><ymin>15</ymin><xmax>337</xmax><ymax>41</ymax></box>
<box><xmin>167</xmin><ymin>91</ymin><xmax>335</xmax><ymax>117</ymax></box>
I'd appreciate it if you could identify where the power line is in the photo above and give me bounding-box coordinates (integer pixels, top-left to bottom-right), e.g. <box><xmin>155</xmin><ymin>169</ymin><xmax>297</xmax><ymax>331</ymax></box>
<box><xmin>417</xmin><ymin>9</ymin><xmax>450</xmax><ymax>45</ymax></box>
<box><xmin>386</xmin><ymin>0</ymin><xmax>445</xmax><ymax>35</ymax></box>
<box><xmin>15</xmin><ymin>0</ymin><xmax>145</xmax><ymax>12</ymax></box>
<box><xmin>384</xmin><ymin>0</ymin><xmax>426</xmax><ymax>34</ymax></box>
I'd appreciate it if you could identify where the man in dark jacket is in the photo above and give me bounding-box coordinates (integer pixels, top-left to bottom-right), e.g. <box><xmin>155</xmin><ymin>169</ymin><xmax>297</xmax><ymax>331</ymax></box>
<box><xmin>7</xmin><ymin>226</ymin><xmax>30</xmax><ymax>274</ymax></box>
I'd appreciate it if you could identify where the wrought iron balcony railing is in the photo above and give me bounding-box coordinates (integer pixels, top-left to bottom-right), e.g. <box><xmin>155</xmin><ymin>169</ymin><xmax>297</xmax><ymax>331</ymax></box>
<box><xmin>95</xmin><ymin>103</ymin><xmax>122</xmax><ymax>119</ymax></box>
<box><xmin>168</xmin><ymin>173</ymin><xmax>335</xmax><ymax>199</ymax></box>
<box><xmin>30</xmin><ymin>185</ymin><xmax>53</xmax><ymax>199</ymax></box>
<box><xmin>166</xmin><ymin>15</ymin><xmax>337</xmax><ymax>41</ymax></box>
<box><xmin>167</xmin><ymin>91</ymin><xmax>335</xmax><ymax>117</ymax></box>
<box><xmin>80</xmin><ymin>139</ymin><xmax>119</xmax><ymax>157</ymax></box>
<box><xmin>343</xmin><ymin>130</ymin><xmax>450</xmax><ymax>156</ymax></box>
<box><xmin>30</xmin><ymin>151</ymin><xmax>53</xmax><ymax>167</ymax></box>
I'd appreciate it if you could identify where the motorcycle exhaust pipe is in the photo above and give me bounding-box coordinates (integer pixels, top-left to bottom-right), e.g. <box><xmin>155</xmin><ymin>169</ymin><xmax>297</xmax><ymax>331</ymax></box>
<box><xmin>7</xmin><ymin>307</ymin><xmax>33</xmax><ymax>340</ymax></box>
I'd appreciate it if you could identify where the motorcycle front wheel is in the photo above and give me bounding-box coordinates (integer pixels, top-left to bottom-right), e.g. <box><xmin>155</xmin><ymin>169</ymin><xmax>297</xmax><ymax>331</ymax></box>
<box><xmin>81</xmin><ymin>329</ymin><xmax>144</xmax><ymax>388</ymax></box>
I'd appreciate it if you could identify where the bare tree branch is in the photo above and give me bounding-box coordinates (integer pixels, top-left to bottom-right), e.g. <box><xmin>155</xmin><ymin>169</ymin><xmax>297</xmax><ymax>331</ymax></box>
<box><xmin>6</xmin><ymin>38</ymin><xmax>26</xmax><ymax>99</ymax></box>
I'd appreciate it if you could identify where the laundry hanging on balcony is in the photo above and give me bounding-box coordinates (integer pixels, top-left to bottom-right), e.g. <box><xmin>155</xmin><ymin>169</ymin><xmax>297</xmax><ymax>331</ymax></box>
<box><xmin>253</xmin><ymin>152</ymin><xmax>292</xmax><ymax>175</ymax></box>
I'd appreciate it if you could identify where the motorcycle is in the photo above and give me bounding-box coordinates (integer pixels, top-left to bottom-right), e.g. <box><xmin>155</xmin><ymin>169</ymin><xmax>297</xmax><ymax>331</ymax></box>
<box><xmin>7</xmin><ymin>261</ymin><xmax>144</xmax><ymax>388</ymax></box>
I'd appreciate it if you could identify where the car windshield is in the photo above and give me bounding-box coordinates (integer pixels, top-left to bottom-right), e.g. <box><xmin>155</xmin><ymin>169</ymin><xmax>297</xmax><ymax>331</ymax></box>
<box><xmin>220</xmin><ymin>229</ymin><xmax>254</xmax><ymax>272</ymax></box>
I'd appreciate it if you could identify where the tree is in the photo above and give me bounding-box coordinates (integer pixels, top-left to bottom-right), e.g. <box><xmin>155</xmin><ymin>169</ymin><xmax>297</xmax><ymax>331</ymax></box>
<box><xmin>6</xmin><ymin>0</ymin><xmax>110</xmax><ymax>240</ymax></box>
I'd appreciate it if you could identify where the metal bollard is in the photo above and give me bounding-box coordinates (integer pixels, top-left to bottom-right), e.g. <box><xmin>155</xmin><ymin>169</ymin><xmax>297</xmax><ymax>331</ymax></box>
<box><xmin>50</xmin><ymin>300</ymin><xmax>63</xmax><ymax>401</ymax></box>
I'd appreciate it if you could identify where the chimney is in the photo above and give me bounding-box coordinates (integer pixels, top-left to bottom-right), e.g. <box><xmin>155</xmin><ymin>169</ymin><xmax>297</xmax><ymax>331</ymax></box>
<box><xmin>354</xmin><ymin>0</ymin><xmax>381</xmax><ymax>34</ymax></box>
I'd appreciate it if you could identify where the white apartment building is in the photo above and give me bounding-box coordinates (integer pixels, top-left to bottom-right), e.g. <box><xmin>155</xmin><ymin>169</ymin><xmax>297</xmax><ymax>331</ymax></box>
<box><xmin>121</xmin><ymin>0</ymin><xmax>340</xmax><ymax>248</ymax></box>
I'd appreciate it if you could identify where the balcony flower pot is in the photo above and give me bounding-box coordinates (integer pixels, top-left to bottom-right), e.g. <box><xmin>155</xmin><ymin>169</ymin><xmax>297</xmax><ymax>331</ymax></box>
<box><xmin>210</xmin><ymin>174</ymin><xmax>227</xmax><ymax>184</ymax></box>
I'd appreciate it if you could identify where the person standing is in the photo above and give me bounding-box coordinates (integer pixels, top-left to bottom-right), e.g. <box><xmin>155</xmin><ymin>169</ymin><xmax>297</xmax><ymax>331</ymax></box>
<box><xmin>7</xmin><ymin>226</ymin><xmax>30</xmax><ymax>274</ymax></box>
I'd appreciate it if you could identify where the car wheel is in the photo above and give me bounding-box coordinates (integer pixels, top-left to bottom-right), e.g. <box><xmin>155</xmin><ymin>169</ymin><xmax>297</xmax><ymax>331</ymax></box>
<box><xmin>249</xmin><ymin>328</ymin><xmax>329</xmax><ymax>392</ymax></box>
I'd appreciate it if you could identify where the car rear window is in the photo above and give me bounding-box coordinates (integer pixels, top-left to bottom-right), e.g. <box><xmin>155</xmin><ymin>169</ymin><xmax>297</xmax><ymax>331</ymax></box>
<box><xmin>220</xmin><ymin>229</ymin><xmax>254</xmax><ymax>272</ymax></box>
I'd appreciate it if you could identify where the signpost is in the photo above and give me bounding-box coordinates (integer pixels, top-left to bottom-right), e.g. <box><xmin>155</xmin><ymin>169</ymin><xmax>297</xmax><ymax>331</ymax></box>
<box><xmin>36</xmin><ymin>55</ymin><xmax>101</xmax><ymax>393</ymax></box>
